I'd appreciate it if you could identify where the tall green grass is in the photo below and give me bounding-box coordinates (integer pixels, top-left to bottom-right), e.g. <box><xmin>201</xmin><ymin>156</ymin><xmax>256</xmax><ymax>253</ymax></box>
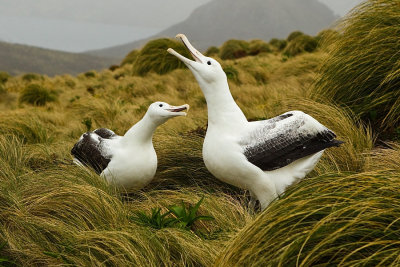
<box><xmin>314</xmin><ymin>0</ymin><xmax>400</xmax><ymax>135</ymax></box>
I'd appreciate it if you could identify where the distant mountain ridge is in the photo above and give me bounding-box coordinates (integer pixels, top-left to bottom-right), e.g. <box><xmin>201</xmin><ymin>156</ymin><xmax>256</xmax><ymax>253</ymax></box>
<box><xmin>0</xmin><ymin>41</ymin><xmax>115</xmax><ymax>76</ymax></box>
<box><xmin>87</xmin><ymin>0</ymin><xmax>338</xmax><ymax>60</ymax></box>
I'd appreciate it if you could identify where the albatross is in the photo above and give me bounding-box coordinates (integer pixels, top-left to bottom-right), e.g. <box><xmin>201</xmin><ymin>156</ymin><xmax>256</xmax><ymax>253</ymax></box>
<box><xmin>168</xmin><ymin>34</ymin><xmax>343</xmax><ymax>210</ymax></box>
<box><xmin>71</xmin><ymin>101</ymin><xmax>189</xmax><ymax>190</ymax></box>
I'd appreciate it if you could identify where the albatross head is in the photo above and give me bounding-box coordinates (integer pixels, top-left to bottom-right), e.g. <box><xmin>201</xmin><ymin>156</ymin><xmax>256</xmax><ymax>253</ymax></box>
<box><xmin>168</xmin><ymin>34</ymin><xmax>227</xmax><ymax>89</ymax></box>
<box><xmin>147</xmin><ymin>102</ymin><xmax>189</xmax><ymax>123</ymax></box>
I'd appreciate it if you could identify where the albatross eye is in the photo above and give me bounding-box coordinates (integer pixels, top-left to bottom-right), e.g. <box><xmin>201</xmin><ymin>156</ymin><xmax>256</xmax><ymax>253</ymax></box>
<box><xmin>207</xmin><ymin>61</ymin><xmax>212</xmax><ymax>65</ymax></box>
<box><xmin>159</xmin><ymin>104</ymin><xmax>163</xmax><ymax>107</ymax></box>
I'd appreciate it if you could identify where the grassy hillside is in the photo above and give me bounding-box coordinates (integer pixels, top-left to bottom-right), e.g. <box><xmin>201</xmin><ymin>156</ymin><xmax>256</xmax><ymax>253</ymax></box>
<box><xmin>86</xmin><ymin>0</ymin><xmax>336</xmax><ymax>59</ymax></box>
<box><xmin>0</xmin><ymin>41</ymin><xmax>116</xmax><ymax>76</ymax></box>
<box><xmin>0</xmin><ymin>1</ymin><xmax>399</xmax><ymax>265</ymax></box>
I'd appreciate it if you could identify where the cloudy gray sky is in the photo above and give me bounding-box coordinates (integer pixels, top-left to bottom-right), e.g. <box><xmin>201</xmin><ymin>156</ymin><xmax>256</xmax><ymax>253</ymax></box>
<box><xmin>0</xmin><ymin>0</ymin><xmax>364</xmax><ymax>52</ymax></box>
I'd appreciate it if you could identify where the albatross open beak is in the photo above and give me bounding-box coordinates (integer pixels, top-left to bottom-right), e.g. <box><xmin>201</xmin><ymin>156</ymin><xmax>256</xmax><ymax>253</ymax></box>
<box><xmin>167</xmin><ymin>34</ymin><xmax>206</xmax><ymax>65</ymax></box>
<box><xmin>166</xmin><ymin>104</ymin><xmax>190</xmax><ymax>116</ymax></box>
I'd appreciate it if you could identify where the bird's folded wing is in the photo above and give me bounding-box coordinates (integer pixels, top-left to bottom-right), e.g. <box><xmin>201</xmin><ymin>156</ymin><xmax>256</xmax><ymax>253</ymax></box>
<box><xmin>240</xmin><ymin>111</ymin><xmax>342</xmax><ymax>171</ymax></box>
<box><xmin>71</xmin><ymin>132</ymin><xmax>116</xmax><ymax>174</ymax></box>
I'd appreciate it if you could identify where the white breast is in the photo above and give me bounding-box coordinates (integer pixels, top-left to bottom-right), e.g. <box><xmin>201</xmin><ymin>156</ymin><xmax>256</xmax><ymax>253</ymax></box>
<box><xmin>102</xmin><ymin>143</ymin><xmax>157</xmax><ymax>190</ymax></box>
<box><xmin>203</xmin><ymin>128</ymin><xmax>263</xmax><ymax>189</ymax></box>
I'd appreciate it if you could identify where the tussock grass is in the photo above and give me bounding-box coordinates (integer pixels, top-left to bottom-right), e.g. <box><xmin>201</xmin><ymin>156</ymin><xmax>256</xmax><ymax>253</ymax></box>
<box><xmin>287</xmin><ymin>31</ymin><xmax>305</xmax><ymax>42</ymax></box>
<box><xmin>1</xmin><ymin>20</ymin><xmax>399</xmax><ymax>265</ymax></box>
<box><xmin>216</xmin><ymin>171</ymin><xmax>400</xmax><ymax>266</ymax></box>
<box><xmin>121</xmin><ymin>49</ymin><xmax>139</xmax><ymax>66</ymax></box>
<box><xmin>283</xmin><ymin>34</ymin><xmax>318</xmax><ymax>57</ymax></box>
<box><xmin>269</xmin><ymin>38</ymin><xmax>287</xmax><ymax>51</ymax></box>
<box><xmin>205</xmin><ymin>46</ymin><xmax>219</xmax><ymax>57</ymax></box>
<box><xmin>19</xmin><ymin>84</ymin><xmax>57</xmax><ymax>106</ymax></box>
<box><xmin>0</xmin><ymin>71</ymin><xmax>10</xmax><ymax>84</ymax></box>
<box><xmin>132</xmin><ymin>38</ymin><xmax>191</xmax><ymax>76</ymax></box>
<box><xmin>0</xmin><ymin>134</ymin><xmax>251</xmax><ymax>266</ymax></box>
<box><xmin>366</xmin><ymin>142</ymin><xmax>400</xmax><ymax>172</ymax></box>
<box><xmin>219</xmin><ymin>39</ymin><xmax>249</xmax><ymax>60</ymax></box>
<box><xmin>314</xmin><ymin>0</ymin><xmax>400</xmax><ymax>134</ymax></box>
<box><xmin>248</xmin><ymin>40</ymin><xmax>271</xmax><ymax>56</ymax></box>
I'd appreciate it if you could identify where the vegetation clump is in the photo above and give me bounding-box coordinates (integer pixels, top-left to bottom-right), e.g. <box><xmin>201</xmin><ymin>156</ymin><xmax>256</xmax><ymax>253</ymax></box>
<box><xmin>217</xmin><ymin>171</ymin><xmax>400</xmax><ymax>266</ymax></box>
<box><xmin>269</xmin><ymin>38</ymin><xmax>287</xmax><ymax>51</ymax></box>
<box><xmin>316</xmin><ymin>29</ymin><xmax>340</xmax><ymax>47</ymax></box>
<box><xmin>19</xmin><ymin>84</ymin><xmax>57</xmax><ymax>106</ymax></box>
<box><xmin>283</xmin><ymin>34</ymin><xmax>318</xmax><ymax>57</ymax></box>
<box><xmin>219</xmin><ymin>39</ymin><xmax>249</xmax><ymax>60</ymax></box>
<box><xmin>121</xmin><ymin>49</ymin><xmax>139</xmax><ymax>66</ymax></box>
<box><xmin>22</xmin><ymin>73</ymin><xmax>41</xmax><ymax>82</ymax></box>
<box><xmin>314</xmin><ymin>0</ymin><xmax>400</xmax><ymax>135</ymax></box>
<box><xmin>0</xmin><ymin>84</ymin><xmax>6</xmax><ymax>95</ymax></box>
<box><xmin>84</xmin><ymin>71</ymin><xmax>96</xmax><ymax>78</ymax></box>
<box><xmin>223</xmin><ymin>65</ymin><xmax>240</xmax><ymax>84</ymax></box>
<box><xmin>131</xmin><ymin>197</ymin><xmax>214</xmax><ymax>231</ymax></box>
<box><xmin>0</xmin><ymin>71</ymin><xmax>10</xmax><ymax>84</ymax></box>
<box><xmin>205</xmin><ymin>46</ymin><xmax>219</xmax><ymax>57</ymax></box>
<box><xmin>132</xmin><ymin>38</ymin><xmax>191</xmax><ymax>76</ymax></box>
<box><xmin>248</xmin><ymin>40</ymin><xmax>271</xmax><ymax>56</ymax></box>
<box><xmin>287</xmin><ymin>30</ymin><xmax>305</xmax><ymax>42</ymax></box>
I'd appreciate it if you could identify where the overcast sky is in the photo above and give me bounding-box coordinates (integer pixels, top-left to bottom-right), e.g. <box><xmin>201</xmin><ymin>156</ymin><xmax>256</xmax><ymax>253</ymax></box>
<box><xmin>0</xmin><ymin>0</ymin><xmax>364</xmax><ymax>52</ymax></box>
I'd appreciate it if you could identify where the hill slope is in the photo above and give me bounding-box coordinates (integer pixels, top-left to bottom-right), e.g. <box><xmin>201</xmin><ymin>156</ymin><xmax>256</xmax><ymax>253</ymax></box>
<box><xmin>0</xmin><ymin>41</ymin><xmax>115</xmax><ymax>76</ymax></box>
<box><xmin>87</xmin><ymin>0</ymin><xmax>337</xmax><ymax>59</ymax></box>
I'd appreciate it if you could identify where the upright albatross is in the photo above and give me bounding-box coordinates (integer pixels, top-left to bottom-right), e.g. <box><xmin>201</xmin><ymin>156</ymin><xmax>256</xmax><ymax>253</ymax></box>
<box><xmin>168</xmin><ymin>34</ymin><xmax>343</xmax><ymax>210</ymax></box>
<box><xmin>71</xmin><ymin>101</ymin><xmax>189</xmax><ymax>190</ymax></box>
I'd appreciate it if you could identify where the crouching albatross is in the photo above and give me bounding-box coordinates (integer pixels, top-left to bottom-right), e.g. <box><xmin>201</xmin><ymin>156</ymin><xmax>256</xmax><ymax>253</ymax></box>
<box><xmin>71</xmin><ymin>101</ymin><xmax>189</xmax><ymax>190</ymax></box>
<box><xmin>168</xmin><ymin>34</ymin><xmax>343</xmax><ymax>210</ymax></box>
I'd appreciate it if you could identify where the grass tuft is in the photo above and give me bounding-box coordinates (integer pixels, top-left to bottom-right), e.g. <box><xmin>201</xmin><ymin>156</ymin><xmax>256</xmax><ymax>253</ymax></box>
<box><xmin>19</xmin><ymin>84</ymin><xmax>57</xmax><ymax>106</ymax></box>
<box><xmin>219</xmin><ymin>39</ymin><xmax>249</xmax><ymax>60</ymax></box>
<box><xmin>132</xmin><ymin>38</ymin><xmax>191</xmax><ymax>76</ymax></box>
<box><xmin>121</xmin><ymin>49</ymin><xmax>139</xmax><ymax>66</ymax></box>
<box><xmin>216</xmin><ymin>171</ymin><xmax>400</xmax><ymax>266</ymax></box>
<box><xmin>283</xmin><ymin>34</ymin><xmax>318</xmax><ymax>57</ymax></box>
<box><xmin>314</xmin><ymin>0</ymin><xmax>400</xmax><ymax>135</ymax></box>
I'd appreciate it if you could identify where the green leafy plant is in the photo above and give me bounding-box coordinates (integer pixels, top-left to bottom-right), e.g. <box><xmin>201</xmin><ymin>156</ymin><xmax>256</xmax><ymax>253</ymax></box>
<box><xmin>168</xmin><ymin>197</ymin><xmax>214</xmax><ymax>230</ymax></box>
<box><xmin>130</xmin><ymin>208</ymin><xmax>175</xmax><ymax>229</ymax></box>
<box><xmin>130</xmin><ymin>197</ymin><xmax>214</xmax><ymax>231</ymax></box>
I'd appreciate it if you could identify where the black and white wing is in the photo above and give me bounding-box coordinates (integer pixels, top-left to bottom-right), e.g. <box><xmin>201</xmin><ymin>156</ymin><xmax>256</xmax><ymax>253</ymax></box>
<box><xmin>71</xmin><ymin>128</ymin><xmax>119</xmax><ymax>174</ymax></box>
<box><xmin>240</xmin><ymin>111</ymin><xmax>343</xmax><ymax>171</ymax></box>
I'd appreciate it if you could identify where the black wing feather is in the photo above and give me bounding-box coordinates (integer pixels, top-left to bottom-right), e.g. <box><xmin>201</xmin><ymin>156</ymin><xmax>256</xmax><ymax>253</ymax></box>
<box><xmin>71</xmin><ymin>132</ymin><xmax>112</xmax><ymax>174</ymax></box>
<box><xmin>93</xmin><ymin>128</ymin><xmax>117</xmax><ymax>139</ymax></box>
<box><xmin>243</xmin><ymin>113</ymin><xmax>343</xmax><ymax>171</ymax></box>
